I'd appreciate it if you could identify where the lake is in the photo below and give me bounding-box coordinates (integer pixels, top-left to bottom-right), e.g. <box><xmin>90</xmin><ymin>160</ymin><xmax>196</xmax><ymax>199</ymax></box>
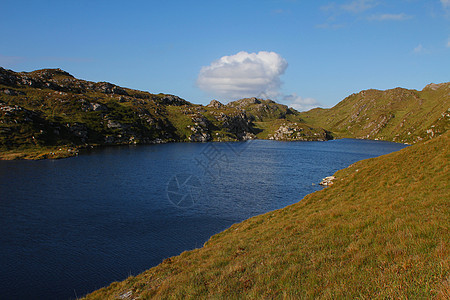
<box><xmin>0</xmin><ymin>139</ymin><xmax>407</xmax><ymax>299</ymax></box>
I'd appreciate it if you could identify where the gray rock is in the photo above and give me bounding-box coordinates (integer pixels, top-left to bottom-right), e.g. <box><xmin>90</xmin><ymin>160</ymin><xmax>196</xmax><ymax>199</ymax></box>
<box><xmin>2</xmin><ymin>89</ymin><xmax>17</xmax><ymax>96</ymax></box>
<box><xmin>107</xmin><ymin>119</ymin><xmax>125</xmax><ymax>129</ymax></box>
<box><xmin>207</xmin><ymin>100</ymin><xmax>224</xmax><ymax>108</ymax></box>
<box><xmin>189</xmin><ymin>132</ymin><xmax>211</xmax><ymax>142</ymax></box>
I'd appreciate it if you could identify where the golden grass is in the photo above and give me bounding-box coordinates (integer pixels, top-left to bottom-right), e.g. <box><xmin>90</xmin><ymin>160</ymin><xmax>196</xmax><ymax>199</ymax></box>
<box><xmin>0</xmin><ymin>146</ymin><xmax>78</xmax><ymax>160</ymax></box>
<box><xmin>84</xmin><ymin>132</ymin><xmax>449</xmax><ymax>299</ymax></box>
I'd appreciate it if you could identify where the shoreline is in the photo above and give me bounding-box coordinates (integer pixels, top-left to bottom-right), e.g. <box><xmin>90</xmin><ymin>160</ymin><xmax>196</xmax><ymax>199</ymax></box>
<box><xmin>0</xmin><ymin>135</ymin><xmax>412</xmax><ymax>161</ymax></box>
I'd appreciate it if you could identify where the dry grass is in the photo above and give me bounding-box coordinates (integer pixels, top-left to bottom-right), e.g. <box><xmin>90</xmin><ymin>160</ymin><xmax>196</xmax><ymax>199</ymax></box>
<box><xmin>0</xmin><ymin>146</ymin><xmax>77</xmax><ymax>160</ymax></box>
<box><xmin>85</xmin><ymin>132</ymin><xmax>449</xmax><ymax>299</ymax></box>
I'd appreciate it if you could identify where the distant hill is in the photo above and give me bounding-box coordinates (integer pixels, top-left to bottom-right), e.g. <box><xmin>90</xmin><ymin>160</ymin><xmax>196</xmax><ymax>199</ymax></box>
<box><xmin>300</xmin><ymin>83</ymin><xmax>449</xmax><ymax>144</ymax></box>
<box><xmin>84</xmin><ymin>126</ymin><xmax>449</xmax><ymax>299</ymax></box>
<box><xmin>0</xmin><ymin>68</ymin><xmax>329</xmax><ymax>159</ymax></box>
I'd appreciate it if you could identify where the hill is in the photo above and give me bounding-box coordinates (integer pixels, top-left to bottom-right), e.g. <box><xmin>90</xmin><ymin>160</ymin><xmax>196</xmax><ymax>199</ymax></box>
<box><xmin>300</xmin><ymin>83</ymin><xmax>450</xmax><ymax>144</ymax></box>
<box><xmin>84</xmin><ymin>130</ymin><xmax>449</xmax><ymax>299</ymax></box>
<box><xmin>0</xmin><ymin>68</ymin><xmax>329</xmax><ymax>159</ymax></box>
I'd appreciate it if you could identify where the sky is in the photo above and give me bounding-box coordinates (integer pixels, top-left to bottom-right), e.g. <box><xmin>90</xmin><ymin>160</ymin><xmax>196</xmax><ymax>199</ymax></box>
<box><xmin>1</xmin><ymin>0</ymin><xmax>449</xmax><ymax>110</ymax></box>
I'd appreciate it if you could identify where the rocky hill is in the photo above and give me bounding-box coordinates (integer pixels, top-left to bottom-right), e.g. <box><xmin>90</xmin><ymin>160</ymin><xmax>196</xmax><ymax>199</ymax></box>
<box><xmin>2</xmin><ymin>67</ymin><xmax>447</xmax><ymax>160</ymax></box>
<box><xmin>0</xmin><ymin>68</ymin><xmax>330</xmax><ymax>159</ymax></box>
<box><xmin>300</xmin><ymin>83</ymin><xmax>450</xmax><ymax>144</ymax></box>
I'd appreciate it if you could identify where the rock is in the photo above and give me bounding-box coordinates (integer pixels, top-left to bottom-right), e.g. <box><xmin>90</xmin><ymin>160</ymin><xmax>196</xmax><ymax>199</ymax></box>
<box><xmin>159</xmin><ymin>94</ymin><xmax>189</xmax><ymax>106</ymax></box>
<box><xmin>269</xmin><ymin>123</ymin><xmax>328</xmax><ymax>141</ymax></box>
<box><xmin>207</xmin><ymin>100</ymin><xmax>224</xmax><ymax>108</ymax></box>
<box><xmin>424</xmin><ymin>83</ymin><xmax>447</xmax><ymax>91</ymax></box>
<box><xmin>107</xmin><ymin>119</ymin><xmax>126</xmax><ymax>129</ymax></box>
<box><xmin>241</xmin><ymin>132</ymin><xmax>256</xmax><ymax>140</ymax></box>
<box><xmin>95</xmin><ymin>82</ymin><xmax>129</xmax><ymax>95</ymax></box>
<box><xmin>319</xmin><ymin>176</ymin><xmax>335</xmax><ymax>186</ymax></box>
<box><xmin>189</xmin><ymin>132</ymin><xmax>211</xmax><ymax>142</ymax></box>
<box><xmin>81</xmin><ymin>102</ymin><xmax>108</xmax><ymax>112</ymax></box>
<box><xmin>66</xmin><ymin>123</ymin><xmax>88</xmax><ymax>141</ymax></box>
<box><xmin>91</xmin><ymin>103</ymin><xmax>108</xmax><ymax>112</ymax></box>
<box><xmin>2</xmin><ymin>89</ymin><xmax>17</xmax><ymax>96</ymax></box>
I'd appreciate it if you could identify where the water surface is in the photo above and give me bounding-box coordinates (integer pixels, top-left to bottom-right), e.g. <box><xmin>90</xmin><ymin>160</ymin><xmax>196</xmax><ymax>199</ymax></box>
<box><xmin>0</xmin><ymin>139</ymin><xmax>407</xmax><ymax>299</ymax></box>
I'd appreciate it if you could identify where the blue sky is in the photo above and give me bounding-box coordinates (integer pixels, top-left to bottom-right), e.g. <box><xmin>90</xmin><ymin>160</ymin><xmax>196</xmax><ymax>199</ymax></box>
<box><xmin>1</xmin><ymin>0</ymin><xmax>449</xmax><ymax>110</ymax></box>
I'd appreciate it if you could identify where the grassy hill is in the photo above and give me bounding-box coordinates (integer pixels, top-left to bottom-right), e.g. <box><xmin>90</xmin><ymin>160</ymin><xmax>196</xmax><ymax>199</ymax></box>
<box><xmin>300</xmin><ymin>83</ymin><xmax>450</xmax><ymax>144</ymax></box>
<box><xmin>0</xmin><ymin>68</ymin><xmax>329</xmax><ymax>159</ymax></box>
<box><xmin>84</xmin><ymin>131</ymin><xmax>449</xmax><ymax>299</ymax></box>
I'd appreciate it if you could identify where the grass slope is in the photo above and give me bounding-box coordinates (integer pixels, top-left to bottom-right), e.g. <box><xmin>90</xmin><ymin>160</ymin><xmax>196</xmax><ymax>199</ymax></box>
<box><xmin>85</xmin><ymin>132</ymin><xmax>449</xmax><ymax>299</ymax></box>
<box><xmin>300</xmin><ymin>83</ymin><xmax>450</xmax><ymax>144</ymax></box>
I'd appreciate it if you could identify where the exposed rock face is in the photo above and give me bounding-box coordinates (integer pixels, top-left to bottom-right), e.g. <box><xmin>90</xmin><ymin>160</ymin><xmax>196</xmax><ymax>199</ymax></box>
<box><xmin>228</xmin><ymin>97</ymin><xmax>261</xmax><ymax>108</ymax></box>
<box><xmin>221</xmin><ymin>113</ymin><xmax>255</xmax><ymax>139</ymax></box>
<box><xmin>159</xmin><ymin>95</ymin><xmax>189</xmax><ymax>106</ymax></box>
<box><xmin>189</xmin><ymin>132</ymin><xmax>211</xmax><ymax>142</ymax></box>
<box><xmin>188</xmin><ymin>114</ymin><xmax>213</xmax><ymax>142</ymax></box>
<box><xmin>319</xmin><ymin>176</ymin><xmax>335</xmax><ymax>186</ymax></box>
<box><xmin>269</xmin><ymin>123</ymin><xmax>329</xmax><ymax>141</ymax></box>
<box><xmin>94</xmin><ymin>82</ymin><xmax>129</xmax><ymax>95</ymax></box>
<box><xmin>106</xmin><ymin>119</ymin><xmax>126</xmax><ymax>129</ymax></box>
<box><xmin>207</xmin><ymin>100</ymin><xmax>224</xmax><ymax>108</ymax></box>
<box><xmin>424</xmin><ymin>83</ymin><xmax>447</xmax><ymax>90</ymax></box>
<box><xmin>80</xmin><ymin>101</ymin><xmax>108</xmax><ymax>112</ymax></box>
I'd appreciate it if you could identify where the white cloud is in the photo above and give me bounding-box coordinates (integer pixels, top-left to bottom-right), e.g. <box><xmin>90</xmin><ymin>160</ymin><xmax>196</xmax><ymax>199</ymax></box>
<box><xmin>341</xmin><ymin>0</ymin><xmax>377</xmax><ymax>13</ymax></box>
<box><xmin>320</xmin><ymin>3</ymin><xmax>337</xmax><ymax>12</ymax></box>
<box><xmin>284</xmin><ymin>94</ymin><xmax>321</xmax><ymax>112</ymax></box>
<box><xmin>368</xmin><ymin>13</ymin><xmax>413</xmax><ymax>21</ymax></box>
<box><xmin>442</xmin><ymin>0</ymin><xmax>450</xmax><ymax>8</ymax></box>
<box><xmin>413</xmin><ymin>44</ymin><xmax>425</xmax><ymax>54</ymax></box>
<box><xmin>316</xmin><ymin>23</ymin><xmax>346</xmax><ymax>29</ymax></box>
<box><xmin>319</xmin><ymin>0</ymin><xmax>378</xmax><ymax>29</ymax></box>
<box><xmin>197</xmin><ymin>51</ymin><xmax>288</xmax><ymax>101</ymax></box>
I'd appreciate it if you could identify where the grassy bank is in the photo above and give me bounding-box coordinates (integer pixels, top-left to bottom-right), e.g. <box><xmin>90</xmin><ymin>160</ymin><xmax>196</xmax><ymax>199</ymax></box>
<box><xmin>84</xmin><ymin>132</ymin><xmax>449</xmax><ymax>299</ymax></box>
<box><xmin>0</xmin><ymin>146</ymin><xmax>78</xmax><ymax>160</ymax></box>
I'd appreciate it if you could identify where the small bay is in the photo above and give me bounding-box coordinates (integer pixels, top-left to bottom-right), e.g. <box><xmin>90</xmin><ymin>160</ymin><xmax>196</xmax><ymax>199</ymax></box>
<box><xmin>0</xmin><ymin>139</ymin><xmax>407</xmax><ymax>299</ymax></box>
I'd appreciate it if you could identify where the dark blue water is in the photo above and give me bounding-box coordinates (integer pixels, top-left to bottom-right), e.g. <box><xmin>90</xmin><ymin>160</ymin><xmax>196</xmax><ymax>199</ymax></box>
<box><xmin>0</xmin><ymin>139</ymin><xmax>407</xmax><ymax>299</ymax></box>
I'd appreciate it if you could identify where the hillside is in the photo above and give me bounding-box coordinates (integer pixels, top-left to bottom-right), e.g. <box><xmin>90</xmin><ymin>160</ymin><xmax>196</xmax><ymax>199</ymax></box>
<box><xmin>85</xmin><ymin>132</ymin><xmax>449</xmax><ymax>299</ymax></box>
<box><xmin>0</xmin><ymin>68</ymin><xmax>329</xmax><ymax>159</ymax></box>
<box><xmin>300</xmin><ymin>83</ymin><xmax>450</xmax><ymax>144</ymax></box>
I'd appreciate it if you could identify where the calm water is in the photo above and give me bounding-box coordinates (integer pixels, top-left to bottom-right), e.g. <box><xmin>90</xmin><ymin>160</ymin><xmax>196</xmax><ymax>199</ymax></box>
<box><xmin>0</xmin><ymin>139</ymin><xmax>407</xmax><ymax>299</ymax></box>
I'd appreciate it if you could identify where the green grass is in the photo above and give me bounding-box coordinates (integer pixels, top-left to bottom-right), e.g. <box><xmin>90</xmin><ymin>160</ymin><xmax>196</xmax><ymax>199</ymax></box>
<box><xmin>84</xmin><ymin>131</ymin><xmax>449</xmax><ymax>299</ymax></box>
<box><xmin>0</xmin><ymin>145</ymin><xmax>78</xmax><ymax>160</ymax></box>
<box><xmin>299</xmin><ymin>83</ymin><xmax>450</xmax><ymax>144</ymax></box>
<box><xmin>1</xmin><ymin>68</ymin><xmax>330</xmax><ymax>158</ymax></box>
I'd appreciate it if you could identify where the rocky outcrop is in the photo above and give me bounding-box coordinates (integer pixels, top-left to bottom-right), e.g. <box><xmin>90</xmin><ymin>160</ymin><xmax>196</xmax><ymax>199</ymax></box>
<box><xmin>269</xmin><ymin>123</ymin><xmax>329</xmax><ymax>141</ymax></box>
<box><xmin>159</xmin><ymin>94</ymin><xmax>190</xmax><ymax>106</ymax></box>
<box><xmin>207</xmin><ymin>100</ymin><xmax>224</xmax><ymax>109</ymax></box>
<box><xmin>188</xmin><ymin>114</ymin><xmax>213</xmax><ymax>142</ymax></box>
<box><xmin>189</xmin><ymin>132</ymin><xmax>211</xmax><ymax>142</ymax></box>
<box><xmin>319</xmin><ymin>176</ymin><xmax>335</xmax><ymax>186</ymax></box>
